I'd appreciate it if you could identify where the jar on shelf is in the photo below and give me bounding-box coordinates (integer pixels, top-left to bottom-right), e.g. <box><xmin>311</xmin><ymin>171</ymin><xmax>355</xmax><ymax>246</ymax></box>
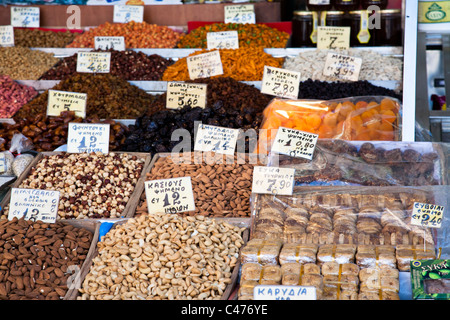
<box><xmin>307</xmin><ymin>0</ymin><xmax>333</xmax><ymax>12</ymax></box>
<box><xmin>334</xmin><ymin>0</ymin><xmax>361</xmax><ymax>11</ymax></box>
<box><xmin>349</xmin><ymin>10</ymin><xmax>375</xmax><ymax>46</ymax></box>
<box><xmin>374</xmin><ymin>9</ymin><xmax>402</xmax><ymax>46</ymax></box>
<box><xmin>361</xmin><ymin>0</ymin><xmax>388</xmax><ymax>10</ymax></box>
<box><xmin>320</xmin><ymin>10</ymin><xmax>346</xmax><ymax>26</ymax></box>
<box><xmin>292</xmin><ymin>10</ymin><xmax>319</xmax><ymax>47</ymax></box>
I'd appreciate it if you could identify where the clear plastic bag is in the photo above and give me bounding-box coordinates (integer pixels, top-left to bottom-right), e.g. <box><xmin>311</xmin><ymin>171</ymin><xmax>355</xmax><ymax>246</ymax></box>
<box><xmin>9</xmin><ymin>133</ymin><xmax>33</xmax><ymax>154</ymax></box>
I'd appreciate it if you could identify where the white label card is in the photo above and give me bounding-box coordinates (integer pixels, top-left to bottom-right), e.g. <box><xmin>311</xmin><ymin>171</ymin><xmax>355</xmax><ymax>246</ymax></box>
<box><xmin>317</xmin><ymin>26</ymin><xmax>351</xmax><ymax>50</ymax></box>
<box><xmin>253</xmin><ymin>285</ymin><xmax>317</xmax><ymax>300</ymax></box>
<box><xmin>207</xmin><ymin>31</ymin><xmax>239</xmax><ymax>50</ymax></box>
<box><xmin>0</xmin><ymin>25</ymin><xmax>14</xmax><ymax>47</ymax></box>
<box><xmin>323</xmin><ymin>52</ymin><xmax>362</xmax><ymax>82</ymax></box>
<box><xmin>9</xmin><ymin>188</ymin><xmax>60</xmax><ymax>223</ymax></box>
<box><xmin>187</xmin><ymin>51</ymin><xmax>224</xmax><ymax>80</ymax></box>
<box><xmin>144</xmin><ymin>177</ymin><xmax>195</xmax><ymax>214</ymax></box>
<box><xmin>252</xmin><ymin>166</ymin><xmax>295</xmax><ymax>196</ymax></box>
<box><xmin>271</xmin><ymin>127</ymin><xmax>319</xmax><ymax>160</ymax></box>
<box><xmin>76</xmin><ymin>52</ymin><xmax>111</xmax><ymax>73</ymax></box>
<box><xmin>411</xmin><ymin>202</ymin><xmax>444</xmax><ymax>229</ymax></box>
<box><xmin>261</xmin><ymin>66</ymin><xmax>301</xmax><ymax>99</ymax></box>
<box><xmin>67</xmin><ymin>123</ymin><xmax>110</xmax><ymax>154</ymax></box>
<box><xmin>194</xmin><ymin>124</ymin><xmax>239</xmax><ymax>155</ymax></box>
<box><xmin>113</xmin><ymin>5</ymin><xmax>144</xmax><ymax>23</ymax></box>
<box><xmin>224</xmin><ymin>4</ymin><xmax>256</xmax><ymax>24</ymax></box>
<box><xmin>0</xmin><ymin>153</ymin><xmax>6</xmax><ymax>174</ymax></box>
<box><xmin>94</xmin><ymin>36</ymin><xmax>126</xmax><ymax>51</ymax></box>
<box><xmin>10</xmin><ymin>7</ymin><xmax>40</xmax><ymax>28</ymax></box>
<box><xmin>166</xmin><ymin>82</ymin><xmax>207</xmax><ymax>110</ymax></box>
<box><xmin>47</xmin><ymin>90</ymin><xmax>87</xmax><ymax>118</ymax></box>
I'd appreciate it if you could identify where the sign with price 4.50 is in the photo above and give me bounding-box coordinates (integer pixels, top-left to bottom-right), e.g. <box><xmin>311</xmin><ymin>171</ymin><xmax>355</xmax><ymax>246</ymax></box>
<box><xmin>76</xmin><ymin>52</ymin><xmax>111</xmax><ymax>74</ymax></box>
<box><xmin>9</xmin><ymin>188</ymin><xmax>60</xmax><ymax>223</ymax></box>
<box><xmin>261</xmin><ymin>66</ymin><xmax>300</xmax><ymax>100</ymax></box>
<box><xmin>411</xmin><ymin>202</ymin><xmax>444</xmax><ymax>229</ymax></box>
<box><xmin>252</xmin><ymin>166</ymin><xmax>295</xmax><ymax>196</ymax></box>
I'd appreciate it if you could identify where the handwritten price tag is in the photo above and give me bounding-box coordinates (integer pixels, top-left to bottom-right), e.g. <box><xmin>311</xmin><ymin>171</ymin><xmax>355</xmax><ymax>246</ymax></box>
<box><xmin>194</xmin><ymin>124</ymin><xmax>239</xmax><ymax>155</ymax></box>
<box><xmin>252</xmin><ymin>166</ymin><xmax>295</xmax><ymax>196</ymax></box>
<box><xmin>47</xmin><ymin>90</ymin><xmax>87</xmax><ymax>118</ymax></box>
<box><xmin>67</xmin><ymin>123</ymin><xmax>110</xmax><ymax>154</ymax></box>
<box><xmin>0</xmin><ymin>26</ymin><xmax>14</xmax><ymax>47</ymax></box>
<box><xmin>317</xmin><ymin>26</ymin><xmax>350</xmax><ymax>50</ymax></box>
<box><xmin>261</xmin><ymin>66</ymin><xmax>300</xmax><ymax>99</ymax></box>
<box><xmin>411</xmin><ymin>202</ymin><xmax>444</xmax><ymax>229</ymax></box>
<box><xmin>9</xmin><ymin>188</ymin><xmax>60</xmax><ymax>223</ymax></box>
<box><xmin>113</xmin><ymin>5</ymin><xmax>144</xmax><ymax>23</ymax></box>
<box><xmin>187</xmin><ymin>51</ymin><xmax>224</xmax><ymax>80</ymax></box>
<box><xmin>254</xmin><ymin>285</ymin><xmax>317</xmax><ymax>300</ymax></box>
<box><xmin>207</xmin><ymin>31</ymin><xmax>239</xmax><ymax>50</ymax></box>
<box><xmin>224</xmin><ymin>5</ymin><xmax>256</xmax><ymax>24</ymax></box>
<box><xmin>10</xmin><ymin>7</ymin><xmax>40</xmax><ymax>28</ymax></box>
<box><xmin>94</xmin><ymin>36</ymin><xmax>125</xmax><ymax>51</ymax></box>
<box><xmin>144</xmin><ymin>177</ymin><xmax>195</xmax><ymax>214</ymax></box>
<box><xmin>76</xmin><ymin>52</ymin><xmax>111</xmax><ymax>73</ymax></box>
<box><xmin>271</xmin><ymin>127</ymin><xmax>319</xmax><ymax>160</ymax></box>
<box><xmin>166</xmin><ymin>82</ymin><xmax>207</xmax><ymax>110</ymax></box>
<box><xmin>323</xmin><ymin>52</ymin><xmax>362</xmax><ymax>81</ymax></box>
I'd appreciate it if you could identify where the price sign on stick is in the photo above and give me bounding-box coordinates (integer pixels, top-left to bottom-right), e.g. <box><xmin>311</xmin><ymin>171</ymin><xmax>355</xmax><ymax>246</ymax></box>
<box><xmin>224</xmin><ymin>5</ymin><xmax>256</xmax><ymax>24</ymax></box>
<box><xmin>187</xmin><ymin>51</ymin><xmax>224</xmax><ymax>80</ymax></box>
<box><xmin>10</xmin><ymin>7</ymin><xmax>40</xmax><ymax>28</ymax></box>
<box><xmin>253</xmin><ymin>285</ymin><xmax>317</xmax><ymax>300</ymax></box>
<box><xmin>317</xmin><ymin>26</ymin><xmax>350</xmax><ymax>50</ymax></box>
<box><xmin>0</xmin><ymin>26</ymin><xmax>14</xmax><ymax>47</ymax></box>
<box><xmin>411</xmin><ymin>202</ymin><xmax>444</xmax><ymax>229</ymax></box>
<box><xmin>145</xmin><ymin>177</ymin><xmax>195</xmax><ymax>214</ymax></box>
<box><xmin>113</xmin><ymin>5</ymin><xmax>144</xmax><ymax>23</ymax></box>
<box><xmin>166</xmin><ymin>82</ymin><xmax>207</xmax><ymax>109</ymax></box>
<box><xmin>76</xmin><ymin>52</ymin><xmax>111</xmax><ymax>73</ymax></box>
<box><xmin>261</xmin><ymin>66</ymin><xmax>300</xmax><ymax>99</ymax></box>
<box><xmin>94</xmin><ymin>36</ymin><xmax>125</xmax><ymax>51</ymax></box>
<box><xmin>252</xmin><ymin>166</ymin><xmax>295</xmax><ymax>196</ymax></box>
<box><xmin>47</xmin><ymin>90</ymin><xmax>87</xmax><ymax>118</ymax></box>
<box><xmin>67</xmin><ymin>123</ymin><xmax>110</xmax><ymax>154</ymax></box>
<box><xmin>323</xmin><ymin>52</ymin><xmax>362</xmax><ymax>82</ymax></box>
<box><xmin>194</xmin><ymin>124</ymin><xmax>239</xmax><ymax>155</ymax></box>
<box><xmin>9</xmin><ymin>188</ymin><xmax>60</xmax><ymax>223</ymax></box>
<box><xmin>207</xmin><ymin>31</ymin><xmax>239</xmax><ymax>50</ymax></box>
<box><xmin>271</xmin><ymin>127</ymin><xmax>319</xmax><ymax>160</ymax></box>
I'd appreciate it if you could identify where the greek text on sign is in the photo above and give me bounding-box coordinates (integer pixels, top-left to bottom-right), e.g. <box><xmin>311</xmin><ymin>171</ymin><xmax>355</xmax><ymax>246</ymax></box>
<box><xmin>271</xmin><ymin>127</ymin><xmax>319</xmax><ymax>160</ymax></box>
<box><xmin>323</xmin><ymin>52</ymin><xmax>362</xmax><ymax>82</ymax></box>
<box><xmin>224</xmin><ymin>4</ymin><xmax>256</xmax><ymax>24</ymax></box>
<box><xmin>113</xmin><ymin>5</ymin><xmax>144</xmax><ymax>23</ymax></box>
<box><xmin>317</xmin><ymin>26</ymin><xmax>350</xmax><ymax>50</ymax></box>
<box><xmin>252</xmin><ymin>166</ymin><xmax>295</xmax><ymax>196</ymax></box>
<box><xmin>9</xmin><ymin>188</ymin><xmax>60</xmax><ymax>223</ymax></box>
<box><xmin>253</xmin><ymin>285</ymin><xmax>317</xmax><ymax>300</ymax></box>
<box><xmin>207</xmin><ymin>31</ymin><xmax>239</xmax><ymax>50</ymax></box>
<box><xmin>47</xmin><ymin>90</ymin><xmax>87</xmax><ymax>118</ymax></box>
<box><xmin>0</xmin><ymin>153</ymin><xmax>6</xmax><ymax>174</ymax></box>
<box><xmin>144</xmin><ymin>177</ymin><xmax>195</xmax><ymax>214</ymax></box>
<box><xmin>261</xmin><ymin>66</ymin><xmax>301</xmax><ymax>99</ymax></box>
<box><xmin>411</xmin><ymin>202</ymin><xmax>444</xmax><ymax>229</ymax></box>
<box><xmin>194</xmin><ymin>124</ymin><xmax>239</xmax><ymax>155</ymax></box>
<box><xmin>94</xmin><ymin>36</ymin><xmax>126</xmax><ymax>51</ymax></box>
<box><xmin>67</xmin><ymin>123</ymin><xmax>110</xmax><ymax>154</ymax></box>
<box><xmin>10</xmin><ymin>7</ymin><xmax>40</xmax><ymax>28</ymax></box>
<box><xmin>0</xmin><ymin>26</ymin><xmax>14</xmax><ymax>47</ymax></box>
<box><xmin>166</xmin><ymin>82</ymin><xmax>207</xmax><ymax>110</ymax></box>
<box><xmin>76</xmin><ymin>52</ymin><xmax>111</xmax><ymax>73</ymax></box>
<box><xmin>187</xmin><ymin>51</ymin><xmax>224</xmax><ymax>80</ymax></box>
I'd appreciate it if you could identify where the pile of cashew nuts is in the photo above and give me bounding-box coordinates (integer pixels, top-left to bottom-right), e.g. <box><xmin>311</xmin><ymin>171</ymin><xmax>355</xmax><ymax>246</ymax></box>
<box><xmin>78</xmin><ymin>213</ymin><xmax>246</xmax><ymax>300</ymax></box>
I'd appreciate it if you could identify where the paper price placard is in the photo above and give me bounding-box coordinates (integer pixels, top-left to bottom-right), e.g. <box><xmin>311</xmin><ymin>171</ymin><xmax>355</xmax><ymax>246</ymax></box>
<box><xmin>0</xmin><ymin>153</ymin><xmax>6</xmax><ymax>174</ymax></box>
<box><xmin>323</xmin><ymin>52</ymin><xmax>362</xmax><ymax>82</ymax></box>
<box><xmin>271</xmin><ymin>127</ymin><xmax>319</xmax><ymax>160</ymax></box>
<box><xmin>47</xmin><ymin>90</ymin><xmax>87</xmax><ymax>118</ymax></box>
<box><xmin>317</xmin><ymin>26</ymin><xmax>350</xmax><ymax>50</ymax></box>
<box><xmin>411</xmin><ymin>202</ymin><xmax>444</xmax><ymax>229</ymax></box>
<box><xmin>10</xmin><ymin>7</ymin><xmax>40</xmax><ymax>28</ymax></box>
<box><xmin>166</xmin><ymin>82</ymin><xmax>207</xmax><ymax>110</ymax></box>
<box><xmin>252</xmin><ymin>166</ymin><xmax>295</xmax><ymax>196</ymax></box>
<box><xmin>76</xmin><ymin>52</ymin><xmax>111</xmax><ymax>73</ymax></box>
<box><xmin>207</xmin><ymin>31</ymin><xmax>239</xmax><ymax>50</ymax></box>
<box><xmin>94</xmin><ymin>36</ymin><xmax>125</xmax><ymax>51</ymax></box>
<box><xmin>67</xmin><ymin>123</ymin><xmax>110</xmax><ymax>154</ymax></box>
<box><xmin>8</xmin><ymin>188</ymin><xmax>60</xmax><ymax>223</ymax></box>
<box><xmin>187</xmin><ymin>51</ymin><xmax>224</xmax><ymax>80</ymax></box>
<box><xmin>113</xmin><ymin>5</ymin><xmax>144</xmax><ymax>23</ymax></box>
<box><xmin>194</xmin><ymin>124</ymin><xmax>239</xmax><ymax>155</ymax></box>
<box><xmin>0</xmin><ymin>26</ymin><xmax>14</xmax><ymax>47</ymax></box>
<box><xmin>144</xmin><ymin>177</ymin><xmax>195</xmax><ymax>214</ymax></box>
<box><xmin>253</xmin><ymin>285</ymin><xmax>317</xmax><ymax>300</ymax></box>
<box><xmin>261</xmin><ymin>66</ymin><xmax>301</xmax><ymax>99</ymax></box>
<box><xmin>224</xmin><ymin>4</ymin><xmax>256</xmax><ymax>24</ymax></box>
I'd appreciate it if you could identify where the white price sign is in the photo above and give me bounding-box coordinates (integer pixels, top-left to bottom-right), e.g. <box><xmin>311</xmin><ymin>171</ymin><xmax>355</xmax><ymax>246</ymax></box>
<box><xmin>271</xmin><ymin>127</ymin><xmax>319</xmax><ymax>160</ymax></box>
<box><xmin>47</xmin><ymin>90</ymin><xmax>87</xmax><ymax>118</ymax></box>
<box><xmin>194</xmin><ymin>124</ymin><xmax>239</xmax><ymax>155</ymax></box>
<box><xmin>76</xmin><ymin>52</ymin><xmax>111</xmax><ymax>73</ymax></box>
<box><xmin>67</xmin><ymin>123</ymin><xmax>110</xmax><ymax>154</ymax></box>
<box><xmin>261</xmin><ymin>66</ymin><xmax>300</xmax><ymax>99</ymax></box>
<box><xmin>252</xmin><ymin>166</ymin><xmax>295</xmax><ymax>196</ymax></box>
<box><xmin>0</xmin><ymin>25</ymin><xmax>14</xmax><ymax>47</ymax></box>
<box><xmin>253</xmin><ymin>285</ymin><xmax>317</xmax><ymax>300</ymax></box>
<box><xmin>224</xmin><ymin>5</ymin><xmax>256</xmax><ymax>24</ymax></box>
<box><xmin>144</xmin><ymin>177</ymin><xmax>195</xmax><ymax>214</ymax></box>
<box><xmin>94</xmin><ymin>36</ymin><xmax>125</xmax><ymax>51</ymax></box>
<box><xmin>411</xmin><ymin>202</ymin><xmax>444</xmax><ymax>229</ymax></box>
<box><xmin>323</xmin><ymin>52</ymin><xmax>362</xmax><ymax>82</ymax></box>
<box><xmin>0</xmin><ymin>153</ymin><xmax>6</xmax><ymax>174</ymax></box>
<box><xmin>317</xmin><ymin>26</ymin><xmax>350</xmax><ymax>50</ymax></box>
<box><xmin>187</xmin><ymin>51</ymin><xmax>224</xmax><ymax>80</ymax></box>
<box><xmin>10</xmin><ymin>7</ymin><xmax>40</xmax><ymax>28</ymax></box>
<box><xmin>166</xmin><ymin>82</ymin><xmax>207</xmax><ymax>110</ymax></box>
<box><xmin>9</xmin><ymin>188</ymin><xmax>60</xmax><ymax>223</ymax></box>
<box><xmin>207</xmin><ymin>31</ymin><xmax>239</xmax><ymax>50</ymax></box>
<box><xmin>113</xmin><ymin>5</ymin><xmax>144</xmax><ymax>23</ymax></box>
